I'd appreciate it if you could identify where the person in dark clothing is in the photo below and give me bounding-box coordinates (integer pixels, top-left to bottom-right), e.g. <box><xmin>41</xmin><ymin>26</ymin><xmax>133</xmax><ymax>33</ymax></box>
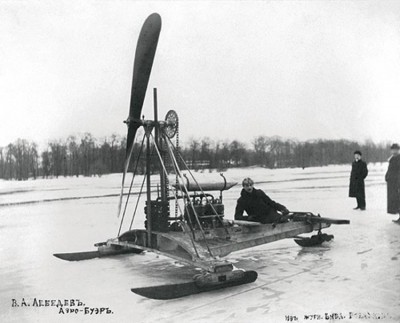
<box><xmin>349</xmin><ymin>150</ymin><xmax>368</xmax><ymax>210</ymax></box>
<box><xmin>234</xmin><ymin>178</ymin><xmax>289</xmax><ymax>224</ymax></box>
<box><xmin>385</xmin><ymin>143</ymin><xmax>400</xmax><ymax>223</ymax></box>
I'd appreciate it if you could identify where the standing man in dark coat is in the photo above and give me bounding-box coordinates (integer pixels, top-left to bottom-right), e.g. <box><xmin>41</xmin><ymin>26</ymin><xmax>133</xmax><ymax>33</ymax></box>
<box><xmin>385</xmin><ymin>143</ymin><xmax>400</xmax><ymax>223</ymax></box>
<box><xmin>234</xmin><ymin>178</ymin><xmax>289</xmax><ymax>224</ymax></box>
<box><xmin>349</xmin><ymin>150</ymin><xmax>368</xmax><ymax>210</ymax></box>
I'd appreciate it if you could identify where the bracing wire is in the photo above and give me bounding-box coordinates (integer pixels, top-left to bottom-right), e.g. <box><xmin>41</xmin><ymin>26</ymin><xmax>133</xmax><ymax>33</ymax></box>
<box><xmin>150</xmin><ymin>133</ymin><xmax>195</xmax><ymax>237</ymax></box>
<box><xmin>128</xmin><ymin>173</ymin><xmax>146</xmax><ymax>231</ymax></box>
<box><xmin>117</xmin><ymin>133</ymin><xmax>146</xmax><ymax>236</ymax></box>
<box><xmin>175</xmin><ymin>119</ymin><xmax>179</xmax><ymax>219</ymax></box>
<box><xmin>152</xmin><ymin>134</ymin><xmax>197</xmax><ymax>235</ymax></box>
<box><xmin>164</xmin><ymin>135</ymin><xmax>214</xmax><ymax>257</ymax></box>
<box><xmin>127</xmin><ymin>138</ymin><xmax>157</xmax><ymax>231</ymax></box>
<box><xmin>165</xmin><ymin>136</ymin><xmax>231</xmax><ymax>239</ymax></box>
<box><xmin>150</xmin><ymin>133</ymin><xmax>200</xmax><ymax>258</ymax></box>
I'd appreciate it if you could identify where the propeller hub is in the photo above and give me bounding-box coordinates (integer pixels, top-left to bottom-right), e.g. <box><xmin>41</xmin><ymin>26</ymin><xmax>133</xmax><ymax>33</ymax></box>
<box><xmin>124</xmin><ymin>117</ymin><xmax>144</xmax><ymax>127</ymax></box>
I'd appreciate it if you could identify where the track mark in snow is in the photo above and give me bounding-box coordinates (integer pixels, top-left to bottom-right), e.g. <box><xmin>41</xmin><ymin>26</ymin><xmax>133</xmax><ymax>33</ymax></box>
<box><xmin>357</xmin><ymin>248</ymin><xmax>373</xmax><ymax>254</ymax></box>
<box><xmin>163</xmin><ymin>263</ymin><xmax>332</xmax><ymax>321</ymax></box>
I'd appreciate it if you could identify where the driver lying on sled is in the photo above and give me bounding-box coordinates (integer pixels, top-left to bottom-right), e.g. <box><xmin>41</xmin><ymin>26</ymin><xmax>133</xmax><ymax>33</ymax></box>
<box><xmin>234</xmin><ymin>177</ymin><xmax>290</xmax><ymax>224</ymax></box>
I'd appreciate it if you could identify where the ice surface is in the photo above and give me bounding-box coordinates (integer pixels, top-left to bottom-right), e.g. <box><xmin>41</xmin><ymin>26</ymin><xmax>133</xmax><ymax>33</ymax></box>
<box><xmin>0</xmin><ymin>164</ymin><xmax>399</xmax><ymax>323</ymax></box>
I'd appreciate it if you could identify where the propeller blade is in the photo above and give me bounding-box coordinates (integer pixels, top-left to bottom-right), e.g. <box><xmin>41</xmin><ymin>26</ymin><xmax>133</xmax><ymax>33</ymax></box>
<box><xmin>118</xmin><ymin>13</ymin><xmax>161</xmax><ymax>217</ymax></box>
<box><xmin>126</xmin><ymin>12</ymin><xmax>161</xmax><ymax>154</ymax></box>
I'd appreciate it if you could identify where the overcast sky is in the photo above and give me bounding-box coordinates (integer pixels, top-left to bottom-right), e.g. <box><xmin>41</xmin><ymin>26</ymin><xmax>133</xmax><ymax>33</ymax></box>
<box><xmin>1</xmin><ymin>0</ymin><xmax>400</xmax><ymax>148</ymax></box>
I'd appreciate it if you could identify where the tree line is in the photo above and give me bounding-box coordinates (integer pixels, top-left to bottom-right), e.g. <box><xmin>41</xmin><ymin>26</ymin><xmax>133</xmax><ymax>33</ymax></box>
<box><xmin>181</xmin><ymin>136</ymin><xmax>389</xmax><ymax>171</ymax></box>
<box><xmin>0</xmin><ymin>133</ymin><xmax>390</xmax><ymax>180</ymax></box>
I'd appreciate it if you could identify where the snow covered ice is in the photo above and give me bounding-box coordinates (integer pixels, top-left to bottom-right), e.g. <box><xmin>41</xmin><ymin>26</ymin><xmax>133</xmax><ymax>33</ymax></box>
<box><xmin>0</xmin><ymin>164</ymin><xmax>399</xmax><ymax>323</ymax></box>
